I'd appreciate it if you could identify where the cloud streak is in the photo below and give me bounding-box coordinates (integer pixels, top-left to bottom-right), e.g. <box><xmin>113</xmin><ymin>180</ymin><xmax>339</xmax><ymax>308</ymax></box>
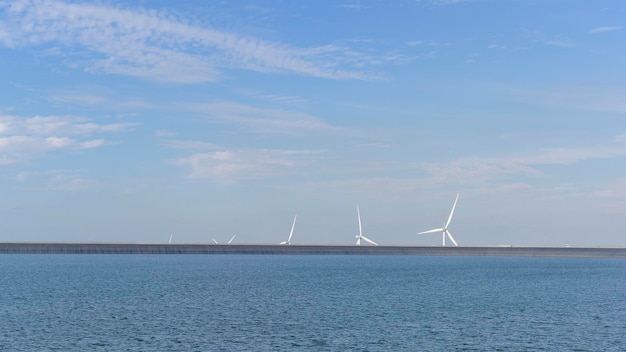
<box><xmin>171</xmin><ymin>148</ymin><xmax>325</xmax><ymax>183</ymax></box>
<box><xmin>589</xmin><ymin>26</ymin><xmax>622</xmax><ymax>34</ymax></box>
<box><xmin>1</xmin><ymin>0</ymin><xmax>376</xmax><ymax>82</ymax></box>
<box><xmin>419</xmin><ymin>139</ymin><xmax>626</xmax><ymax>188</ymax></box>
<box><xmin>0</xmin><ymin>114</ymin><xmax>136</xmax><ymax>164</ymax></box>
<box><xmin>17</xmin><ymin>169</ymin><xmax>89</xmax><ymax>191</ymax></box>
<box><xmin>183</xmin><ymin>101</ymin><xmax>338</xmax><ymax>134</ymax></box>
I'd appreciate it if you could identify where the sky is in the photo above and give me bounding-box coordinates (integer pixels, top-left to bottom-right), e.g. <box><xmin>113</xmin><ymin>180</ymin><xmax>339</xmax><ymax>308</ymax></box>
<box><xmin>1</xmin><ymin>0</ymin><xmax>625</xmax><ymax>246</ymax></box>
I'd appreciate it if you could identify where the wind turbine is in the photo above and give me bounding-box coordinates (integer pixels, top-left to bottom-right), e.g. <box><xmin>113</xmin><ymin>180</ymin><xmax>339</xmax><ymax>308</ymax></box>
<box><xmin>418</xmin><ymin>194</ymin><xmax>460</xmax><ymax>246</ymax></box>
<box><xmin>280</xmin><ymin>215</ymin><xmax>297</xmax><ymax>245</ymax></box>
<box><xmin>212</xmin><ymin>235</ymin><xmax>236</xmax><ymax>244</ymax></box>
<box><xmin>355</xmin><ymin>205</ymin><xmax>377</xmax><ymax>246</ymax></box>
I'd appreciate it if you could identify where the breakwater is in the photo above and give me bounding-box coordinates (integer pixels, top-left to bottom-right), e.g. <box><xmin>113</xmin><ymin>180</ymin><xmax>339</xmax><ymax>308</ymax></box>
<box><xmin>1</xmin><ymin>243</ymin><xmax>626</xmax><ymax>257</ymax></box>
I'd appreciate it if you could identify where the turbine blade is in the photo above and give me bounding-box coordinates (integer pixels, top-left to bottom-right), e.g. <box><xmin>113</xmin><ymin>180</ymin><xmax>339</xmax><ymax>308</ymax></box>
<box><xmin>228</xmin><ymin>235</ymin><xmax>236</xmax><ymax>244</ymax></box>
<box><xmin>418</xmin><ymin>228</ymin><xmax>444</xmax><ymax>235</ymax></box>
<box><xmin>169</xmin><ymin>234</ymin><xmax>173</xmax><ymax>244</ymax></box>
<box><xmin>288</xmin><ymin>215</ymin><xmax>297</xmax><ymax>242</ymax></box>
<box><xmin>356</xmin><ymin>237</ymin><xmax>361</xmax><ymax>246</ymax></box>
<box><xmin>445</xmin><ymin>194</ymin><xmax>459</xmax><ymax>229</ymax></box>
<box><xmin>212</xmin><ymin>238</ymin><xmax>218</xmax><ymax>244</ymax></box>
<box><xmin>279</xmin><ymin>241</ymin><xmax>287</xmax><ymax>245</ymax></box>
<box><xmin>446</xmin><ymin>230</ymin><xmax>459</xmax><ymax>246</ymax></box>
<box><xmin>362</xmin><ymin>236</ymin><xmax>378</xmax><ymax>246</ymax></box>
<box><xmin>357</xmin><ymin>205</ymin><xmax>363</xmax><ymax>237</ymax></box>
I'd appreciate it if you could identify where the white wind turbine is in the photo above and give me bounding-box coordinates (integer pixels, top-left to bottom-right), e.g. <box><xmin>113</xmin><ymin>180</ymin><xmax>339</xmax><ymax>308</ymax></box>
<box><xmin>280</xmin><ymin>215</ymin><xmax>297</xmax><ymax>245</ymax></box>
<box><xmin>212</xmin><ymin>235</ymin><xmax>236</xmax><ymax>244</ymax></box>
<box><xmin>418</xmin><ymin>194</ymin><xmax>460</xmax><ymax>246</ymax></box>
<box><xmin>355</xmin><ymin>205</ymin><xmax>377</xmax><ymax>246</ymax></box>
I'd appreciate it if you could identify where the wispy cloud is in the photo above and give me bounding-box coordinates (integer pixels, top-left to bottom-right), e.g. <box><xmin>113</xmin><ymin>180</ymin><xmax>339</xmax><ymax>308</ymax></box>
<box><xmin>419</xmin><ymin>139</ymin><xmax>626</xmax><ymax>187</ymax></box>
<box><xmin>254</xmin><ymin>94</ymin><xmax>309</xmax><ymax>104</ymax></box>
<box><xmin>337</xmin><ymin>4</ymin><xmax>365</xmax><ymax>10</ymax></box>
<box><xmin>589</xmin><ymin>26</ymin><xmax>622</xmax><ymax>34</ymax></box>
<box><xmin>0</xmin><ymin>114</ymin><xmax>136</xmax><ymax>164</ymax></box>
<box><xmin>407</xmin><ymin>40</ymin><xmax>452</xmax><ymax>47</ymax></box>
<box><xmin>183</xmin><ymin>101</ymin><xmax>338</xmax><ymax>134</ymax></box>
<box><xmin>1</xmin><ymin>115</ymin><xmax>136</xmax><ymax>136</ymax></box>
<box><xmin>171</xmin><ymin>148</ymin><xmax>325</xmax><ymax>183</ymax></box>
<box><xmin>513</xmin><ymin>86</ymin><xmax>626</xmax><ymax>115</ymax></box>
<box><xmin>17</xmin><ymin>169</ymin><xmax>89</xmax><ymax>191</ymax></box>
<box><xmin>155</xmin><ymin>130</ymin><xmax>177</xmax><ymax>138</ymax></box>
<box><xmin>590</xmin><ymin>178</ymin><xmax>626</xmax><ymax>202</ymax></box>
<box><xmin>1</xmin><ymin>0</ymin><xmax>377</xmax><ymax>82</ymax></box>
<box><xmin>163</xmin><ymin>139</ymin><xmax>220</xmax><ymax>151</ymax></box>
<box><xmin>47</xmin><ymin>93</ymin><xmax>109</xmax><ymax>106</ymax></box>
<box><xmin>304</xmin><ymin>137</ymin><xmax>626</xmax><ymax>201</ymax></box>
<box><xmin>525</xmin><ymin>30</ymin><xmax>576</xmax><ymax>48</ymax></box>
<box><xmin>544</xmin><ymin>37</ymin><xmax>575</xmax><ymax>48</ymax></box>
<box><xmin>416</xmin><ymin>0</ymin><xmax>482</xmax><ymax>5</ymax></box>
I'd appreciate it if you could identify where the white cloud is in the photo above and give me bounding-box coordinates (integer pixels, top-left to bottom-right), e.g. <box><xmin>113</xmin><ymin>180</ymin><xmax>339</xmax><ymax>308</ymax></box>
<box><xmin>0</xmin><ymin>115</ymin><xmax>137</xmax><ymax>136</ymax></box>
<box><xmin>1</xmin><ymin>0</ymin><xmax>376</xmax><ymax>82</ymax></box>
<box><xmin>171</xmin><ymin>148</ymin><xmax>325</xmax><ymax>183</ymax></box>
<box><xmin>254</xmin><ymin>94</ymin><xmax>309</xmax><ymax>104</ymax></box>
<box><xmin>155</xmin><ymin>130</ymin><xmax>177</xmax><ymax>138</ymax></box>
<box><xmin>525</xmin><ymin>30</ymin><xmax>576</xmax><ymax>48</ymax></box>
<box><xmin>185</xmin><ymin>101</ymin><xmax>338</xmax><ymax>134</ymax></box>
<box><xmin>417</xmin><ymin>0</ymin><xmax>481</xmax><ymax>4</ymax></box>
<box><xmin>163</xmin><ymin>139</ymin><xmax>219</xmax><ymax>150</ymax></box>
<box><xmin>0</xmin><ymin>22</ymin><xmax>11</xmax><ymax>46</ymax></box>
<box><xmin>80</xmin><ymin>139</ymin><xmax>105</xmax><ymax>149</ymax></box>
<box><xmin>614</xmin><ymin>135</ymin><xmax>626</xmax><ymax>143</ymax></box>
<box><xmin>0</xmin><ymin>113</ymin><xmax>135</xmax><ymax>164</ymax></box>
<box><xmin>16</xmin><ymin>169</ymin><xmax>89</xmax><ymax>191</ymax></box>
<box><xmin>47</xmin><ymin>93</ymin><xmax>109</xmax><ymax>106</ymax></box>
<box><xmin>418</xmin><ymin>139</ymin><xmax>626</xmax><ymax>187</ymax></box>
<box><xmin>48</xmin><ymin>172</ymin><xmax>88</xmax><ymax>191</ymax></box>
<box><xmin>589</xmin><ymin>26</ymin><xmax>622</xmax><ymax>34</ymax></box>
<box><xmin>544</xmin><ymin>38</ymin><xmax>575</xmax><ymax>48</ymax></box>
<box><xmin>514</xmin><ymin>86</ymin><xmax>626</xmax><ymax>115</ymax></box>
<box><xmin>337</xmin><ymin>4</ymin><xmax>365</xmax><ymax>10</ymax></box>
<box><xmin>591</xmin><ymin>178</ymin><xmax>626</xmax><ymax>201</ymax></box>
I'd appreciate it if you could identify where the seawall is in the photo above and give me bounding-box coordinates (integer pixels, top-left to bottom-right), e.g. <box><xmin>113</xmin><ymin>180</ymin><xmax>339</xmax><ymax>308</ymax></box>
<box><xmin>1</xmin><ymin>243</ymin><xmax>626</xmax><ymax>257</ymax></box>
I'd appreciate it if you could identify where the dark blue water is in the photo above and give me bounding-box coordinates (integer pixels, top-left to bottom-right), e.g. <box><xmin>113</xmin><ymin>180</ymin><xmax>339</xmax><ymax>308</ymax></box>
<box><xmin>1</xmin><ymin>255</ymin><xmax>625</xmax><ymax>351</ymax></box>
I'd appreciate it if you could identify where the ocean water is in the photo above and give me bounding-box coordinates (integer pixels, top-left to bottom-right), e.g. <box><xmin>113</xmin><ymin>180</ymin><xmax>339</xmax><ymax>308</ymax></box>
<box><xmin>1</xmin><ymin>255</ymin><xmax>625</xmax><ymax>351</ymax></box>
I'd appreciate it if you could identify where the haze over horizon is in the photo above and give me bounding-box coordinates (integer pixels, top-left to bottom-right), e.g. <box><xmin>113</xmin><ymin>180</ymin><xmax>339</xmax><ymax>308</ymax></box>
<box><xmin>1</xmin><ymin>0</ymin><xmax>625</xmax><ymax>246</ymax></box>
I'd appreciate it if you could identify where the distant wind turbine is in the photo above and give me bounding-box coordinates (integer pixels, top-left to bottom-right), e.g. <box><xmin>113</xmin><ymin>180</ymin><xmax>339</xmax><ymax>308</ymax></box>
<box><xmin>168</xmin><ymin>233</ymin><xmax>173</xmax><ymax>244</ymax></box>
<box><xmin>280</xmin><ymin>215</ymin><xmax>297</xmax><ymax>245</ymax></box>
<box><xmin>355</xmin><ymin>205</ymin><xmax>377</xmax><ymax>246</ymax></box>
<box><xmin>418</xmin><ymin>194</ymin><xmax>460</xmax><ymax>246</ymax></box>
<box><xmin>212</xmin><ymin>235</ymin><xmax>236</xmax><ymax>244</ymax></box>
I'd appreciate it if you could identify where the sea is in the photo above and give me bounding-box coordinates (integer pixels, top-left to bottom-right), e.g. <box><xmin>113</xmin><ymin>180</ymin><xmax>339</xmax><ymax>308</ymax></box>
<box><xmin>1</xmin><ymin>254</ymin><xmax>625</xmax><ymax>351</ymax></box>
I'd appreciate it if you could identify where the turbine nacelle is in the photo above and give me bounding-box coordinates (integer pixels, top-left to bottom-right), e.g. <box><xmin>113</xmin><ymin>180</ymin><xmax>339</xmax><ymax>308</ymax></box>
<box><xmin>355</xmin><ymin>205</ymin><xmax>378</xmax><ymax>246</ymax></box>
<box><xmin>417</xmin><ymin>194</ymin><xmax>460</xmax><ymax>247</ymax></box>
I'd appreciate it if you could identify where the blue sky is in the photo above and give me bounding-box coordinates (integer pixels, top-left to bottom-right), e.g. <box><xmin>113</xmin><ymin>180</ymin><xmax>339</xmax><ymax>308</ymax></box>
<box><xmin>1</xmin><ymin>0</ymin><xmax>625</xmax><ymax>246</ymax></box>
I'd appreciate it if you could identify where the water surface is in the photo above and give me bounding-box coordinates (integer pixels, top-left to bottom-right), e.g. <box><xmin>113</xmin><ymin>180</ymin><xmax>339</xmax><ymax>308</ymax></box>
<box><xmin>1</xmin><ymin>255</ymin><xmax>625</xmax><ymax>351</ymax></box>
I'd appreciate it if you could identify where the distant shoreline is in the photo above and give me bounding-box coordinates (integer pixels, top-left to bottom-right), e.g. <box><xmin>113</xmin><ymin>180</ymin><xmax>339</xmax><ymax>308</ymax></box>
<box><xmin>1</xmin><ymin>243</ymin><xmax>626</xmax><ymax>257</ymax></box>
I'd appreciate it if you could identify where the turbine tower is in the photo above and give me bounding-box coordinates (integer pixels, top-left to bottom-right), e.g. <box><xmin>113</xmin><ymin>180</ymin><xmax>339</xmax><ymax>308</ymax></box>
<box><xmin>418</xmin><ymin>194</ymin><xmax>460</xmax><ymax>246</ymax></box>
<box><xmin>280</xmin><ymin>215</ymin><xmax>297</xmax><ymax>245</ymax></box>
<box><xmin>355</xmin><ymin>205</ymin><xmax>377</xmax><ymax>246</ymax></box>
